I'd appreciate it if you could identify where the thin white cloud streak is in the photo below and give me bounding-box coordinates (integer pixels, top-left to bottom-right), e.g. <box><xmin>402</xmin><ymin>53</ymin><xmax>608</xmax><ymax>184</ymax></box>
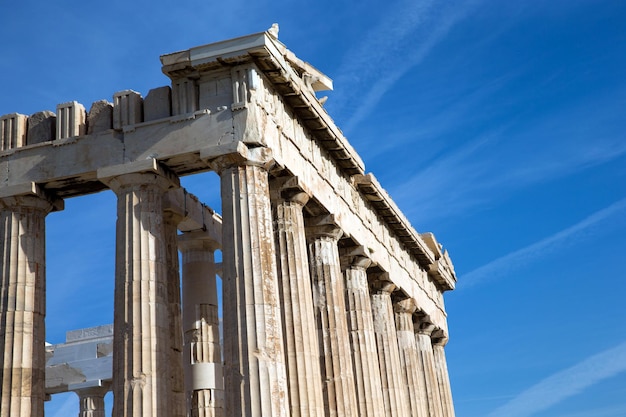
<box><xmin>550</xmin><ymin>404</ymin><xmax>626</xmax><ymax>417</ymax></box>
<box><xmin>486</xmin><ymin>341</ymin><xmax>626</xmax><ymax>417</ymax></box>
<box><xmin>392</xmin><ymin>86</ymin><xmax>626</xmax><ymax>224</ymax></box>
<box><xmin>343</xmin><ymin>6</ymin><xmax>474</xmax><ymax>133</ymax></box>
<box><xmin>330</xmin><ymin>0</ymin><xmax>480</xmax><ymax>134</ymax></box>
<box><xmin>462</xmin><ymin>197</ymin><xmax>626</xmax><ymax>287</ymax></box>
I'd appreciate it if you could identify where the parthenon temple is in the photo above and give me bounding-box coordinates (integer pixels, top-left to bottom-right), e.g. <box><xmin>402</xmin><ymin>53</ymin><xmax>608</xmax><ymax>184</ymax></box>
<box><xmin>0</xmin><ymin>28</ymin><xmax>457</xmax><ymax>417</ymax></box>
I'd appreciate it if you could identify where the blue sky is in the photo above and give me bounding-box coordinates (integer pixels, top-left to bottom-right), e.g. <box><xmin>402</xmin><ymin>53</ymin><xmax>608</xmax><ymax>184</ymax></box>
<box><xmin>1</xmin><ymin>1</ymin><xmax>625</xmax><ymax>416</ymax></box>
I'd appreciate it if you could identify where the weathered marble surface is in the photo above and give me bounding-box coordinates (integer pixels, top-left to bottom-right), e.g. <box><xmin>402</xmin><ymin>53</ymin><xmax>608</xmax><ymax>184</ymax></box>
<box><xmin>1</xmin><ymin>29</ymin><xmax>458</xmax><ymax>417</ymax></box>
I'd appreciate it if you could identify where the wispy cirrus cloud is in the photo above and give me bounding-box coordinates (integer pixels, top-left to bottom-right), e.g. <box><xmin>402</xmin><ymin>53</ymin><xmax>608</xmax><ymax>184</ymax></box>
<box><xmin>550</xmin><ymin>404</ymin><xmax>626</xmax><ymax>417</ymax></box>
<box><xmin>391</xmin><ymin>85</ymin><xmax>626</xmax><ymax>224</ymax></box>
<box><xmin>486</xmin><ymin>341</ymin><xmax>626</xmax><ymax>417</ymax></box>
<box><xmin>329</xmin><ymin>0</ymin><xmax>480</xmax><ymax>134</ymax></box>
<box><xmin>462</xmin><ymin>197</ymin><xmax>626</xmax><ymax>287</ymax></box>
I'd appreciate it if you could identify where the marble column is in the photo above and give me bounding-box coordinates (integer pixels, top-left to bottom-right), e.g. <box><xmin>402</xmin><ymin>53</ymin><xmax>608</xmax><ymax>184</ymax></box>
<box><xmin>164</xmin><ymin>211</ymin><xmax>186</xmax><ymax>417</ymax></box>
<box><xmin>209</xmin><ymin>147</ymin><xmax>289</xmax><ymax>417</ymax></box>
<box><xmin>306</xmin><ymin>222</ymin><xmax>358</xmax><ymax>417</ymax></box>
<box><xmin>106</xmin><ymin>170</ymin><xmax>178</xmax><ymax>417</ymax></box>
<box><xmin>343</xmin><ymin>253</ymin><xmax>385</xmax><ymax>417</ymax></box>
<box><xmin>179</xmin><ymin>231</ymin><xmax>223</xmax><ymax>417</ymax></box>
<box><xmin>415</xmin><ymin>318</ymin><xmax>444</xmax><ymax>417</ymax></box>
<box><xmin>273</xmin><ymin>180</ymin><xmax>325</xmax><ymax>417</ymax></box>
<box><xmin>371</xmin><ymin>277</ymin><xmax>410</xmax><ymax>417</ymax></box>
<box><xmin>432</xmin><ymin>335</ymin><xmax>455</xmax><ymax>417</ymax></box>
<box><xmin>0</xmin><ymin>191</ymin><xmax>57</xmax><ymax>417</ymax></box>
<box><xmin>74</xmin><ymin>386</ymin><xmax>110</xmax><ymax>417</ymax></box>
<box><xmin>394</xmin><ymin>299</ymin><xmax>428</xmax><ymax>417</ymax></box>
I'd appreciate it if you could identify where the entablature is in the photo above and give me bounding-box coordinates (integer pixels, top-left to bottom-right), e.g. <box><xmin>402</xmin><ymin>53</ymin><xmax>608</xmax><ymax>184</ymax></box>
<box><xmin>0</xmin><ymin>28</ymin><xmax>456</xmax><ymax>330</ymax></box>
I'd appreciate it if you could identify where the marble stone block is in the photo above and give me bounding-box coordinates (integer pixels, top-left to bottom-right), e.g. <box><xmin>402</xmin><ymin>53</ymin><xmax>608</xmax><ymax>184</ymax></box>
<box><xmin>56</xmin><ymin>101</ymin><xmax>86</xmax><ymax>139</ymax></box>
<box><xmin>87</xmin><ymin>100</ymin><xmax>113</xmax><ymax>134</ymax></box>
<box><xmin>113</xmin><ymin>90</ymin><xmax>143</xmax><ymax>129</ymax></box>
<box><xmin>27</xmin><ymin>111</ymin><xmax>56</xmax><ymax>145</ymax></box>
<box><xmin>144</xmin><ymin>86</ymin><xmax>172</xmax><ymax>121</ymax></box>
<box><xmin>0</xmin><ymin>113</ymin><xmax>27</xmax><ymax>150</ymax></box>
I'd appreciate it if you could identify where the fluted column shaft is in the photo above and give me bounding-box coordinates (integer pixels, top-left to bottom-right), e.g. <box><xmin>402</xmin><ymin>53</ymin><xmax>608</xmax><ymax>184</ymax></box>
<box><xmin>394</xmin><ymin>299</ymin><xmax>428</xmax><ymax>417</ymax></box>
<box><xmin>433</xmin><ymin>340</ymin><xmax>455</xmax><ymax>417</ymax></box>
<box><xmin>274</xmin><ymin>191</ymin><xmax>325</xmax><ymax>417</ymax></box>
<box><xmin>179</xmin><ymin>233</ymin><xmax>223</xmax><ymax>417</ymax></box>
<box><xmin>212</xmin><ymin>149</ymin><xmax>290</xmax><ymax>417</ymax></box>
<box><xmin>371</xmin><ymin>280</ymin><xmax>410</xmax><ymax>417</ymax></box>
<box><xmin>0</xmin><ymin>194</ymin><xmax>54</xmax><ymax>417</ymax></box>
<box><xmin>415</xmin><ymin>323</ymin><xmax>444</xmax><ymax>417</ymax></box>
<box><xmin>307</xmin><ymin>226</ymin><xmax>358</xmax><ymax>417</ymax></box>
<box><xmin>75</xmin><ymin>386</ymin><xmax>109</xmax><ymax>417</ymax></box>
<box><xmin>164</xmin><ymin>211</ymin><xmax>186</xmax><ymax>417</ymax></box>
<box><xmin>344</xmin><ymin>258</ymin><xmax>385</xmax><ymax>417</ymax></box>
<box><xmin>108</xmin><ymin>172</ymin><xmax>176</xmax><ymax>417</ymax></box>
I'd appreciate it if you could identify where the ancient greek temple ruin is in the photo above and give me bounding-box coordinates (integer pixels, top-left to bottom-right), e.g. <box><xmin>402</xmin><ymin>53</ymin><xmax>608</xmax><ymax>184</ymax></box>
<box><xmin>0</xmin><ymin>28</ymin><xmax>457</xmax><ymax>417</ymax></box>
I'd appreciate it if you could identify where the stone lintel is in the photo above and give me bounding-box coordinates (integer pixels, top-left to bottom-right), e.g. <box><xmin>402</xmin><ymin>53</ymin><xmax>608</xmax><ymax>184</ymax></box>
<box><xmin>0</xmin><ymin>111</ymin><xmax>227</xmax><ymax>198</ymax></box>
<box><xmin>66</xmin><ymin>324</ymin><xmax>114</xmax><ymax>343</ymax></box>
<box><xmin>163</xmin><ymin>188</ymin><xmax>222</xmax><ymax>241</ymax></box>
<box><xmin>97</xmin><ymin>158</ymin><xmax>180</xmax><ymax>189</ymax></box>
<box><xmin>69</xmin><ymin>380</ymin><xmax>111</xmax><ymax>392</ymax></box>
<box><xmin>0</xmin><ymin>181</ymin><xmax>64</xmax><ymax>211</ymax></box>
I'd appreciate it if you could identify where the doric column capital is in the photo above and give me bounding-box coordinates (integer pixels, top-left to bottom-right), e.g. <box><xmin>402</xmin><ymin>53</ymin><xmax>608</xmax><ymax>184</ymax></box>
<box><xmin>340</xmin><ymin>245</ymin><xmax>372</xmax><ymax>270</ymax></box>
<box><xmin>98</xmin><ymin>158</ymin><xmax>179</xmax><ymax>194</ymax></box>
<box><xmin>73</xmin><ymin>383</ymin><xmax>111</xmax><ymax>417</ymax></box>
<box><xmin>305</xmin><ymin>214</ymin><xmax>343</xmax><ymax>241</ymax></box>
<box><xmin>370</xmin><ymin>272</ymin><xmax>396</xmax><ymax>295</ymax></box>
<box><xmin>73</xmin><ymin>383</ymin><xmax>111</xmax><ymax>398</ymax></box>
<box><xmin>394</xmin><ymin>297</ymin><xmax>417</xmax><ymax>315</ymax></box>
<box><xmin>178</xmin><ymin>230</ymin><xmax>221</xmax><ymax>252</ymax></box>
<box><xmin>0</xmin><ymin>182</ymin><xmax>63</xmax><ymax>212</ymax></box>
<box><xmin>414</xmin><ymin>313</ymin><xmax>436</xmax><ymax>336</ymax></box>
<box><xmin>162</xmin><ymin>208</ymin><xmax>184</xmax><ymax>226</ymax></box>
<box><xmin>202</xmin><ymin>142</ymin><xmax>274</xmax><ymax>173</ymax></box>
<box><xmin>431</xmin><ymin>328</ymin><xmax>449</xmax><ymax>346</ymax></box>
<box><xmin>270</xmin><ymin>175</ymin><xmax>311</xmax><ymax>206</ymax></box>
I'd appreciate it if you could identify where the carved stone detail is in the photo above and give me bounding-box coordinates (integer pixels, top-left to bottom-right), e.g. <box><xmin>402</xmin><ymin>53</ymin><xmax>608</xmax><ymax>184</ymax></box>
<box><xmin>370</xmin><ymin>276</ymin><xmax>410</xmax><ymax>417</ymax></box>
<box><xmin>217</xmin><ymin>155</ymin><xmax>289</xmax><ymax>417</ymax></box>
<box><xmin>108</xmin><ymin>171</ymin><xmax>178</xmax><ymax>417</ymax></box>
<box><xmin>344</xmin><ymin>253</ymin><xmax>385</xmax><ymax>417</ymax></box>
<box><xmin>273</xmin><ymin>181</ymin><xmax>324</xmax><ymax>417</ymax></box>
<box><xmin>179</xmin><ymin>233</ymin><xmax>224</xmax><ymax>417</ymax></box>
<box><xmin>0</xmin><ymin>193</ymin><xmax>56</xmax><ymax>417</ymax></box>
<box><xmin>307</xmin><ymin>224</ymin><xmax>358</xmax><ymax>417</ymax></box>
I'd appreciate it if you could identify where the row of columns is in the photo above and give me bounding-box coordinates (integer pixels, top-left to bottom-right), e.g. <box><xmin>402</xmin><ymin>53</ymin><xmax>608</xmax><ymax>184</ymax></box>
<box><xmin>0</xmin><ymin>147</ymin><xmax>454</xmax><ymax>417</ymax></box>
